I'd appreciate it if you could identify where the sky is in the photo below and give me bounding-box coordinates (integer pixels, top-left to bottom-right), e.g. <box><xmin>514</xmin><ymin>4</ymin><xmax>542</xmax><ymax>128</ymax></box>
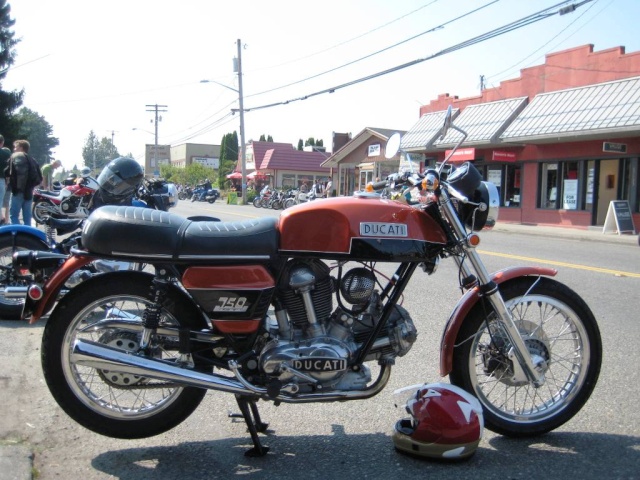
<box><xmin>3</xmin><ymin>0</ymin><xmax>640</xmax><ymax>172</ymax></box>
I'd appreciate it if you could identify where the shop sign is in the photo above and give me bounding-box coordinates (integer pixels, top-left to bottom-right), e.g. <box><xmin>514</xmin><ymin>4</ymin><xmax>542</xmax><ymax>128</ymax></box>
<box><xmin>444</xmin><ymin>147</ymin><xmax>476</xmax><ymax>162</ymax></box>
<box><xmin>602</xmin><ymin>142</ymin><xmax>627</xmax><ymax>153</ymax></box>
<box><xmin>368</xmin><ymin>144</ymin><xmax>381</xmax><ymax>157</ymax></box>
<box><xmin>603</xmin><ymin>200</ymin><xmax>636</xmax><ymax>234</ymax></box>
<box><xmin>492</xmin><ymin>150</ymin><xmax>517</xmax><ymax>162</ymax></box>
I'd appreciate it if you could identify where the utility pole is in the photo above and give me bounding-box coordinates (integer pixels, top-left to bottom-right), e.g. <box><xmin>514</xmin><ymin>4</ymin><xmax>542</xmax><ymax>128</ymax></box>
<box><xmin>235</xmin><ymin>39</ymin><xmax>247</xmax><ymax>205</ymax></box>
<box><xmin>146</xmin><ymin>104</ymin><xmax>167</xmax><ymax>175</ymax></box>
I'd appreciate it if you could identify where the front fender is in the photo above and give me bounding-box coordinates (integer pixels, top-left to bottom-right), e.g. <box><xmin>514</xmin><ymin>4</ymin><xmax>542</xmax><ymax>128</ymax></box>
<box><xmin>439</xmin><ymin>266</ymin><xmax>557</xmax><ymax>376</ymax></box>
<box><xmin>29</xmin><ymin>254</ymin><xmax>95</xmax><ymax>323</ymax></box>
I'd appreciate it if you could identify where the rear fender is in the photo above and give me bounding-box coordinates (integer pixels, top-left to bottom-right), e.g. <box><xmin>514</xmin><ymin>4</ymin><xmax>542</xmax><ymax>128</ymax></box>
<box><xmin>29</xmin><ymin>255</ymin><xmax>95</xmax><ymax>323</ymax></box>
<box><xmin>0</xmin><ymin>225</ymin><xmax>48</xmax><ymax>244</ymax></box>
<box><xmin>439</xmin><ymin>266</ymin><xmax>558</xmax><ymax>376</ymax></box>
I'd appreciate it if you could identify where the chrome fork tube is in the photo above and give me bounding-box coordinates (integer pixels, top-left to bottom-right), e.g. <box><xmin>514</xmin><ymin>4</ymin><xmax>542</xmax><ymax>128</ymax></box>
<box><xmin>440</xmin><ymin>192</ymin><xmax>543</xmax><ymax>387</ymax></box>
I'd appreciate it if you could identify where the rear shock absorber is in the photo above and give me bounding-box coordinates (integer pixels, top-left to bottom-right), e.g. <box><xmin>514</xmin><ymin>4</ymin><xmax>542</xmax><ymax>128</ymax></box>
<box><xmin>140</xmin><ymin>267</ymin><xmax>170</xmax><ymax>350</ymax></box>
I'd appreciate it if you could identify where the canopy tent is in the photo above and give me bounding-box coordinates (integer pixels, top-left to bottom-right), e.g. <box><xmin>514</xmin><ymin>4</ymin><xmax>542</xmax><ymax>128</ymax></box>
<box><xmin>247</xmin><ymin>171</ymin><xmax>269</xmax><ymax>179</ymax></box>
<box><xmin>226</xmin><ymin>171</ymin><xmax>243</xmax><ymax>179</ymax></box>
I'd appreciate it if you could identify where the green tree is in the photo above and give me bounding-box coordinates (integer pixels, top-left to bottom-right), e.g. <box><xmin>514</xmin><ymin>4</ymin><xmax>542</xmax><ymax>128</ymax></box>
<box><xmin>15</xmin><ymin>107</ymin><xmax>59</xmax><ymax>165</ymax></box>
<box><xmin>218</xmin><ymin>131</ymin><xmax>238</xmax><ymax>188</ymax></box>
<box><xmin>82</xmin><ymin>130</ymin><xmax>120</xmax><ymax>175</ymax></box>
<box><xmin>0</xmin><ymin>0</ymin><xmax>24</xmax><ymax>143</ymax></box>
<box><xmin>297</xmin><ymin>139</ymin><xmax>303</xmax><ymax>150</ymax></box>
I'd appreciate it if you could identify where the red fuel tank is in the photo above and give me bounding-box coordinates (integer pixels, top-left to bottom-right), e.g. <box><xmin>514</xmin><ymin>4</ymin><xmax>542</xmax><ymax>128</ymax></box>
<box><xmin>279</xmin><ymin>196</ymin><xmax>447</xmax><ymax>259</ymax></box>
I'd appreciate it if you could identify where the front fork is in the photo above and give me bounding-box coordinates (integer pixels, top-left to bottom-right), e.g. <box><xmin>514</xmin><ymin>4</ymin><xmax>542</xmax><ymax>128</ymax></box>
<box><xmin>440</xmin><ymin>194</ymin><xmax>544</xmax><ymax>387</ymax></box>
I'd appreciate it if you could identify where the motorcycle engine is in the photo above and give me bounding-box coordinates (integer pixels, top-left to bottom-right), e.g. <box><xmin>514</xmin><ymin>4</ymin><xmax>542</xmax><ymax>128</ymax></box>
<box><xmin>259</xmin><ymin>259</ymin><xmax>417</xmax><ymax>393</ymax></box>
<box><xmin>60</xmin><ymin>195</ymin><xmax>81</xmax><ymax>213</ymax></box>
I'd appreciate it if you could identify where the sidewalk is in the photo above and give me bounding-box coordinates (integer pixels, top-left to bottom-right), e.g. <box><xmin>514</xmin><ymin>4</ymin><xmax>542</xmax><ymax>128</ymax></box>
<box><xmin>492</xmin><ymin>221</ymin><xmax>638</xmax><ymax>246</ymax></box>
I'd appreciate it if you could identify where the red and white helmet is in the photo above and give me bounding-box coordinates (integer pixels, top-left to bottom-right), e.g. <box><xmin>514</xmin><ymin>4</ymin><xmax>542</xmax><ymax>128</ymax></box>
<box><xmin>392</xmin><ymin>383</ymin><xmax>484</xmax><ymax>460</ymax></box>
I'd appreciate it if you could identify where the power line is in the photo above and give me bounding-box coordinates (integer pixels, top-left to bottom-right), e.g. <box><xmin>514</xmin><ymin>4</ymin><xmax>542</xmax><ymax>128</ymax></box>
<box><xmin>242</xmin><ymin>1</ymin><xmax>591</xmax><ymax>113</ymax></box>
<box><xmin>246</xmin><ymin>0</ymin><xmax>500</xmax><ymax>99</ymax></box>
<box><xmin>247</xmin><ymin>0</ymin><xmax>442</xmax><ymax>74</ymax></box>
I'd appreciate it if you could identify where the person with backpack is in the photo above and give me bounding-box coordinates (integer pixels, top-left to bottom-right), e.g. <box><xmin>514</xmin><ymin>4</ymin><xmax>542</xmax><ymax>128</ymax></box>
<box><xmin>6</xmin><ymin>139</ymin><xmax>42</xmax><ymax>225</ymax></box>
<box><xmin>0</xmin><ymin>135</ymin><xmax>11</xmax><ymax>225</ymax></box>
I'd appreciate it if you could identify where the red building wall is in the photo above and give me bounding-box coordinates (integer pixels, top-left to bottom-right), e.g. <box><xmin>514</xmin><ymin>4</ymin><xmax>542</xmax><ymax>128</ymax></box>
<box><xmin>420</xmin><ymin>44</ymin><xmax>640</xmax><ymax>114</ymax></box>
<box><xmin>419</xmin><ymin>44</ymin><xmax>640</xmax><ymax>230</ymax></box>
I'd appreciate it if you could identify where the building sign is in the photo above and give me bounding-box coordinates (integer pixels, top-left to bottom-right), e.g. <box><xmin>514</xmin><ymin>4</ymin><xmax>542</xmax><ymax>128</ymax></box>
<box><xmin>444</xmin><ymin>147</ymin><xmax>476</xmax><ymax>162</ymax></box>
<box><xmin>492</xmin><ymin>150</ymin><xmax>517</xmax><ymax>162</ymax></box>
<box><xmin>368</xmin><ymin>144</ymin><xmax>381</xmax><ymax>157</ymax></box>
<box><xmin>603</xmin><ymin>142</ymin><xmax>627</xmax><ymax>153</ymax></box>
<box><xmin>192</xmin><ymin>156</ymin><xmax>220</xmax><ymax>169</ymax></box>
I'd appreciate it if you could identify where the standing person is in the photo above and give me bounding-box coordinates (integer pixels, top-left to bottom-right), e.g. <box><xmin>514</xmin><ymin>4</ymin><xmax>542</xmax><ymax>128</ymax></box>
<box><xmin>40</xmin><ymin>159</ymin><xmax>62</xmax><ymax>189</ymax></box>
<box><xmin>0</xmin><ymin>135</ymin><xmax>10</xmax><ymax>225</ymax></box>
<box><xmin>325</xmin><ymin>178</ymin><xmax>333</xmax><ymax>197</ymax></box>
<box><xmin>6</xmin><ymin>140</ymin><xmax>42</xmax><ymax>225</ymax></box>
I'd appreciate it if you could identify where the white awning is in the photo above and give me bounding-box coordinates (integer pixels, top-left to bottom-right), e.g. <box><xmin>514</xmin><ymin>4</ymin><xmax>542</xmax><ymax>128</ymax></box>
<box><xmin>501</xmin><ymin>76</ymin><xmax>640</xmax><ymax>142</ymax></box>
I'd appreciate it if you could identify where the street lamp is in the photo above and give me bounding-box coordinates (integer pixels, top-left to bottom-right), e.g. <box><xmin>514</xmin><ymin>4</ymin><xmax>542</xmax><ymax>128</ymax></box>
<box><xmin>201</xmin><ymin>39</ymin><xmax>247</xmax><ymax>204</ymax></box>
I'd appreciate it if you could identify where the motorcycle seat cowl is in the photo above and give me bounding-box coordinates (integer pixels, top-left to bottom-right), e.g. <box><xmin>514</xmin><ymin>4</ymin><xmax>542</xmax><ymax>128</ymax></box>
<box><xmin>81</xmin><ymin>206</ymin><xmax>279</xmax><ymax>260</ymax></box>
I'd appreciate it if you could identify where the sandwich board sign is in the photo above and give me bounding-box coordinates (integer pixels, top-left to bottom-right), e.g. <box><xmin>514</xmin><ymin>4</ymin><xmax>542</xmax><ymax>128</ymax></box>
<box><xmin>602</xmin><ymin>200</ymin><xmax>636</xmax><ymax>235</ymax></box>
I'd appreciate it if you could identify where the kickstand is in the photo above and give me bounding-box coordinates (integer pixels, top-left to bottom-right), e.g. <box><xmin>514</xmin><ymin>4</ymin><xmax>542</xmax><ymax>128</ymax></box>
<box><xmin>234</xmin><ymin>395</ymin><xmax>270</xmax><ymax>457</ymax></box>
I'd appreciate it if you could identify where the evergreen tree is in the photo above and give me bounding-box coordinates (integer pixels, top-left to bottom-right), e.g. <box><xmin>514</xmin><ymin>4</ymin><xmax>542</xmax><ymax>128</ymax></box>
<box><xmin>15</xmin><ymin>107</ymin><xmax>59</xmax><ymax>165</ymax></box>
<box><xmin>0</xmin><ymin>0</ymin><xmax>24</xmax><ymax>143</ymax></box>
<box><xmin>81</xmin><ymin>130</ymin><xmax>121</xmax><ymax>174</ymax></box>
<box><xmin>297</xmin><ymin>139</ymin><xmax>303</xmax><ymax>150</ymax></box>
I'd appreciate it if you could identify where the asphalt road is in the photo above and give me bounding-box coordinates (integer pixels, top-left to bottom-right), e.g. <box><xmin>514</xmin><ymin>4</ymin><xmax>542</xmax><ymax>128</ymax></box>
<box><xmin>1</xmin><ymin>199</ymin><xmax>638</xmax><ymax>479</ymax></box>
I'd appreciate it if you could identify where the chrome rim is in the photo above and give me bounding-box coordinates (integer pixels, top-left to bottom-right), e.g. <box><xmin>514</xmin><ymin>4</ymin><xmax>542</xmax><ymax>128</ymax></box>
<box><xmin>62</xmin><ymin>294</ymin><xmax>185</xmax><ymax>419</ymax></box>
<box><xmin>469</xmin><ymin>294</ymin><xmax>589</xmax><ymax>423</ymax></box>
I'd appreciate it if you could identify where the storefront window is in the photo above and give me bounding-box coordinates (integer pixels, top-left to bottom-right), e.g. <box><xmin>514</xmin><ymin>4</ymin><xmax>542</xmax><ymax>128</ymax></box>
<box><xmin>281</xmin><ymin>174</ymin><xmax>295</xmax><ymax>190</ymax></box>
<box><xmin>539</xmin><ymin>163</ymin><xmax>559</xmax><ymax>209</ymax></box>
<box><xmin>538</xmin><ymin>160</ymin><xmax>594</xmax><ymax>211</ymax></box>
<box><xmin>504</xmin><ymin>165</ymin><xmax>521</xmax><ymax>207</ymax></box>
<box><xmin>477</xmin><ymin>163</ymin><xmax>522</xmax><ymax>207</ymax></box>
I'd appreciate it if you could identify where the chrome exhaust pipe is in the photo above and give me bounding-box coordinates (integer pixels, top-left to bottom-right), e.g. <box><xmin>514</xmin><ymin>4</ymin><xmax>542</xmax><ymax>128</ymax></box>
<box><xmin>71</xmin><ymin>339</ymin><xmax>252</xmax><ymax>395</ymax></box>
<box><xmin>71</xmin><ymin>339</ymin><xmax>391</xmax><ymax>403</ymax></box>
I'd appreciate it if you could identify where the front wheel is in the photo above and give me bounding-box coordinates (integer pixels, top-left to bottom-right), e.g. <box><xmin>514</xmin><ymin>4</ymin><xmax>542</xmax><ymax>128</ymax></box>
<box><xmin>41</xmin><ymin>272</ymin><xmax>211</xmax><ymax>438</ymax></box>
<box><xmin>207</xmin><ymin>197</ymin><xmax>216</xmax><ymax>204</ymax></box>
<box><xmin>252</xmin><ymin>197</ymin><xmax>262</xmax><ymax>208</ymax></box>
<box><xmin>450</xmin><ymin>277</ymin><xmax>601</xmax><ymax>437</ymax></box>
<box><xmin>32</xmin><ymin>200</ymin><xmax>55</xmax><ymax>225</ymax></box>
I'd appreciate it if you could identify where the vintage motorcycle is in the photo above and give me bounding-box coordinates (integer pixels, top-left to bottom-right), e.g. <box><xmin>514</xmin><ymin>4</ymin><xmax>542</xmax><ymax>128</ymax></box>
<box><xmin>28</xmin><ymin>108</ymin><xmax>601</xmax><ymax>457</ymax></box>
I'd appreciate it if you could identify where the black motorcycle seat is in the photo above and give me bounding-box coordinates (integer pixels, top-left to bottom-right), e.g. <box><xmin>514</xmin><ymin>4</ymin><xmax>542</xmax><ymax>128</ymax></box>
<box><xmin>82</xmin><ymin>206</ymin><xmax>279</xmax><ymax>260</ymax></box>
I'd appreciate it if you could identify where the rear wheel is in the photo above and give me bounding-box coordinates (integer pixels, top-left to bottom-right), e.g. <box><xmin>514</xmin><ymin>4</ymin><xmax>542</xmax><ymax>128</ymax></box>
<box><xmin>0</xmin><ymin>234</ymin><xmax>49</xmax><ymax>320</ymax></box>
<box><xmin>450</xmin><ymin>277</ymin><xmax>601</xmax><ymax>437</ymax></box>
<box><xmin>42</xmin><ymin>273</ymin><xmax>212</xmax><ymax>438</ymax></box>
<box><xmin>32</xmin><ymin>200</ymin><xmax>54</xmax><ymax>225</ymax></box>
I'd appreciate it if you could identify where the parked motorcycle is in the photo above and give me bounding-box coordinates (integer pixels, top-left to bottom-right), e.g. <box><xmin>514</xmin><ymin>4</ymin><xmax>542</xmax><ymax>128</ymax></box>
<box><xmin>191</xmin><ymin>184</ymin><xmax>219</xmax><ymax>203</ymax></box>
<box><xmin>0</xmin><ymin>159</ymin><xmax>178</xmax><ymax>320</ymax></box>
<box><xmin>32</xmin><ymin>169</ymin><xmax>99</xmax><ymax>224</ymax></box>
<box><xmin>29</xmin><ymin>108</ymin><xmax>601</xmax><ymax>457</ymax></box>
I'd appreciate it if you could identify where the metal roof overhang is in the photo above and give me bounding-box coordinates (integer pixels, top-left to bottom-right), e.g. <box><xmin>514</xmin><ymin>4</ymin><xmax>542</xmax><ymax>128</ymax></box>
<box><xmin>401</xmin><ymin>109</ymin><xmax>458</xmax><ymax>153</ymax></box>
<box><xmin>500</xmin><ymin>76</ymin><xmax>640</xmax><ymax>144</ymax></box>
<box><xmin>435</xmin><ymin>97</ymin><xmax>528</xmax><ymax>150</ymax></box>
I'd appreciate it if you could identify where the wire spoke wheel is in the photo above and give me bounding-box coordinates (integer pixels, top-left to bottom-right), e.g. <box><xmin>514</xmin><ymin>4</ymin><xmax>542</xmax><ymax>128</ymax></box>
<box><xmin>42</xmin><ymin>273</ymin><xmax>210</xmax><ymax>438</ymax></box>
<box><xmin>61</xmin><ymin>294</ymin><xmax>184</xmax><ymax>419</ymax></box>
<box><xmin>450</xmin><ymin>277</ymin><xmax>601</xmax><ymax>436</ymax></box>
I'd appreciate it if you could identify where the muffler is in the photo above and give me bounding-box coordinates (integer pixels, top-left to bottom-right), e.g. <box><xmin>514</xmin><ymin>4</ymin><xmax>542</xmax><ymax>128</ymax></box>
<box><xmin>70</xmin><ymin>338</ymin><xmax>391</xmax><ymax>403</ymax></box>
<box><xmin>71</xmin><ymin>339</ymin><xmax>252</xmax><ymax>395</ymax></box>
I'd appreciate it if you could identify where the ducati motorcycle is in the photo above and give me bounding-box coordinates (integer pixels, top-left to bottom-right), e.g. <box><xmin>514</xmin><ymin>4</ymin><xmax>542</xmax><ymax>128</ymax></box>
<box><xmin>28</xmin><ymin>108</ymin><xmax>601</xmax><ymax>457</ymax></box>
<box><xmin>32</xmin><ymin>175</ymin><xmax>99</xmax><ymax>224</ymax></box>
